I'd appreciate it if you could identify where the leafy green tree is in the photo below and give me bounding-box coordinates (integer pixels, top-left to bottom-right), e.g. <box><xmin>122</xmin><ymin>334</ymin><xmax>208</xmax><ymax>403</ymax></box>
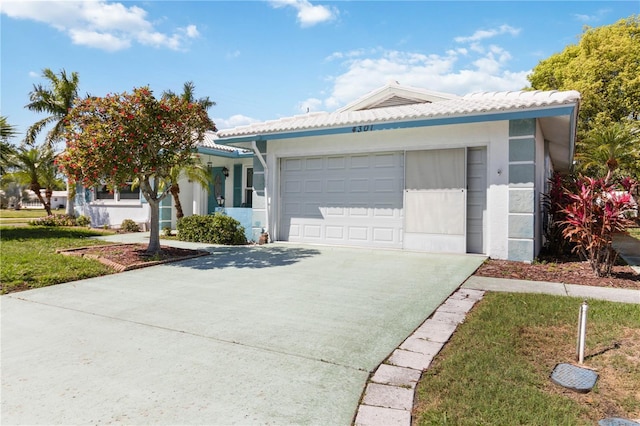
<box><xmin>528</xmin><ymin>15</ymin><xmax>640</xmax><ymax>133</ymax></box>
<box><xmin>161</xmin><ymin>81</ymin><xmax>216</xmax><ymax>221</ymax></box>
<box><xmin>57</xmin><ymin>87</ymin><xmax>215</xmax><ymax>254</ymax></box>
<box><xmin>25</xmin><ymin>68</ymin><xmax>81</xmax><ymax>216</ymax></box>
<box><xmin>8</xmin><ymin>146</ymin><xmax>59</xmax><ymax>215</ymax></box>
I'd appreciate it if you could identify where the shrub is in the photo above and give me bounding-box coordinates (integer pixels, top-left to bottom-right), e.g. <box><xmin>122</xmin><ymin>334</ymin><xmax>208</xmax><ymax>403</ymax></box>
<box><xmin>163</xmin><ymin>226</ymin><xmax>173</xmax><ymax>237</ymax></box>
<box><xmin>120</xmin><ymin>219</ymin><xmax>140</xmax><ymax>233</ymax></box>
<box><xmin>561</xmin><ymin>175</ymin><xmax>637</xmax><ymax>277</ymax></box>
<box><xmin>177</xmin><ymin>213</ymin><xmax>247</xmax><ymax>245</ymax></box>
<box><xmin>75</xmin><ymin>215</ymin><xmax>91</xmax><ymax>227</ymax></box>
<box><xmin>29</xmin><ymin>214</ymin><xmax>77</xmax><ymax>227</ymax></box>
<box><xmin>541</xmin><ymin>172</ymin><xmax>576</xmax><ymax>257</ymax></box>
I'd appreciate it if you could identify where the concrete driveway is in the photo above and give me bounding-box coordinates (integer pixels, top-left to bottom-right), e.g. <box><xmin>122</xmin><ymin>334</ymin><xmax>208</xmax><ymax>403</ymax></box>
<box><xmin>1</xmin><ymin>243</ymin><xmax>485</xmax><ymax>425</ymax></box>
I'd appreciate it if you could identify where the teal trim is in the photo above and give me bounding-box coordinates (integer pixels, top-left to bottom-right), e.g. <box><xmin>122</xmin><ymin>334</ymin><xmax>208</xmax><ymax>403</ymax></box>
<box><xmin>508</xmin><ymin>215</ymin><xmax>534</xmax><ymax>239</ymax></box>
<box><xmin>509</xmin><ymin>119</ymin><xmax>536</xmax><ymax>137</ymax></box>
<box><xmin>233</xmin><ymin>164</ymin><xmax>242</xmax><ymax>207</ymax></box>
<box><xmin>197</xmin><ymin>147</ymin><xmax>253</xmax><ymax>158</ymax></box>
<box><xmin>218</xmin><ymin>106</ymin><xmax>577</xmax><ymax>144</ymax></box>
<box><xmin>508</xmin><ymin>240</ymin><xmax>535</xmax><ymax>262</ymax></box>
<box><xmin>509</xmin><ymin>138</ymin><xmax>536</xmax><ymax>162</ymax></box>
<box><xmin>509</xmin><ymin>164</ymin><xmax>535</xmax><ymax>187</ymax></box>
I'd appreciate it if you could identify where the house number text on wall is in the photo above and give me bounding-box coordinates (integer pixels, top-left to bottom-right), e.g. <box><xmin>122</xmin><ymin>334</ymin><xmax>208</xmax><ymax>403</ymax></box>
<box><xmin>352</xmin><ymin>125</ymin><xmax>374</xmax><ymax>133</ymax></box>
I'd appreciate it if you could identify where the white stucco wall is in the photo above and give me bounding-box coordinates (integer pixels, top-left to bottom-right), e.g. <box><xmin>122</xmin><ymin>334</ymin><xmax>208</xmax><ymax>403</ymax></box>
<box><xmin>81</xmin><ymin>200</ymin><xmax>150</xmax><ymax>229</ymax></box>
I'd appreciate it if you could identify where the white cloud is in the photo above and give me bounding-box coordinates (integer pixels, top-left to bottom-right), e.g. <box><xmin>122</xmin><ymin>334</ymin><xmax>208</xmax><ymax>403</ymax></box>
<box><xmin>297</xmin><ymin>98</ymin><xmax>323</xmax><ymax>113</ymax></box>
<box><xmin>226</xmin><ymin>50</ymin><xmax>241</xmax><ymax>60</ymax></box>
<box><xmin>214</xmin><ymin>114</ymin><xmax>260</xmax><ymax>130</ymax></box>
<box><xmin>454</xmin><ymin>24</ymin><xmax>520</xmax><ymax>43</ymax></box>
<box><xmin>269</xmin><ymin>0</ymin><xmax>337</xmax><ymax>27</ymax></box>
<box><xmin>1</xmin><ymin>0</ymin><xmax>199</xmax><ymax>51</ymax></box>
<box><xmin>28</xmin><ymin>71</ymin><xmax>40</xmax><ymax>78</ymax></box>
<box><xmin>573</xmin><ymin>9</ymin><xmax>610</xmax><ymax>23</ymax></box>
<box><xmin>320</xmin><ymin>43</ymin><xmax>530</xmax><ymax>110</ymax></box>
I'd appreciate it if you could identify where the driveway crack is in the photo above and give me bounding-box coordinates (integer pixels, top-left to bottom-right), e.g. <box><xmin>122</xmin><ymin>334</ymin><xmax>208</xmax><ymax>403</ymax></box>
<box><xmin>7</xmin><ymin>295</ymin><xmax>369</xmax><ymax>373</ymax></box>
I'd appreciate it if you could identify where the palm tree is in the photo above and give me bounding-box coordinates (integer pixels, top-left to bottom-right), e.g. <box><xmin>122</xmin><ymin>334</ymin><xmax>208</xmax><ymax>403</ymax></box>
<box><xmin>9</xmin><ymin>146</ymin><xmax>59</xmax><ymax>215</ymax></box>
<box><xmin>575</xmin><ymin>122</ymin><xmax>639</xmax><ymax>182</ymax></box>
<box><xmin>1</xmin><ymin>116</ymin><xmax>18</xmax><ymax>174</ymax></box>
<box><xmin>24</xmin><ymin>68</ymin><xmax>80</xmax><ymax>216</ymax></box>
<box><xmin>162</xmin><ymin>81</ymin><xmax>217</xmax><ymax>119</ymax></box>
<box><xmin>168</xmin><ymin>155</ymin><xmax>212</xmax><ymax>220</ymax></box>
<box><xmin>162</xmin><ymin>81</ymin><xmax>217</xmax><ymax>222</ymax></box>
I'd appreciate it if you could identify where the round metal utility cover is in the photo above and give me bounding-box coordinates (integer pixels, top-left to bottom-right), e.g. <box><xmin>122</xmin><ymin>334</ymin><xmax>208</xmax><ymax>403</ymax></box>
<box><xmin>550</xmin><ymin>363</ymin><xmax>598</xmax><ymax>393</ymax></box>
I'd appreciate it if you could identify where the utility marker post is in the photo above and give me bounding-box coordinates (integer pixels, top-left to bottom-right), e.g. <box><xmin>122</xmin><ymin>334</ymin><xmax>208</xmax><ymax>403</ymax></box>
<box><xmin>576</xmin><ymin>300</ymin><xmax>589</xmax><ymax>364</ymax></box>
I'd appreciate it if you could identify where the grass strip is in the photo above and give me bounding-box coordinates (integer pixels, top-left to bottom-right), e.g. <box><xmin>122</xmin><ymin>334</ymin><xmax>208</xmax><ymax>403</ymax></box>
<box><xmin>1</xmin><ymin>226</ymin><xmax>115</xmax><ymax>293</ymax></box>
<box><xmin>413</xmin><ymin>292</ymin><xmax>640</xmax><ymax>425</ymax></box>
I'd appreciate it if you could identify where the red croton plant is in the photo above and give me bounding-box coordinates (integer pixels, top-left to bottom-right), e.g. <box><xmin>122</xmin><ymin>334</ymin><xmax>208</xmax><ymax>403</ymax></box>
<box><xmin>57</xmin><ymin>87</ymin><xmax>215</xmax><ymax>254</ymax></box>
<box><xmin>561</xmin><ymin>175</ymin><xmax>637</xmax><ymax>277</ymax></box>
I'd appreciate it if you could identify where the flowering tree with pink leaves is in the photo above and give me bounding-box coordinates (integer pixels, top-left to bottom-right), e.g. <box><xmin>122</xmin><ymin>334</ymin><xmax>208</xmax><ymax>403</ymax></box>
<box><xmin>57</xmin><ymin>87</ymin><xmax>215</xmax><ymax>254</ymax></box>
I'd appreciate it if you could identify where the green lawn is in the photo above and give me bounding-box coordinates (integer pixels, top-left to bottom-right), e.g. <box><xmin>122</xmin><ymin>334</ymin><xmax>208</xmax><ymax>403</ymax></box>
<box><xmin>0</xmin><ymin>226</ymin><xmax>115</xmax><ymax>294</ymax></box>
<box><xmin>628</xmin><ymin>226</ymin><xmax>640</xmax><ymax>241</ymax></box>
<box><xmin>413</xmin><ymin>293</ymin><xmax>640</xmax><ymax>425</ymax></box>
<box><xmin>0</xmin><ymin>208</ymin><xmax>49</xmax><ymax>226</ymax></box>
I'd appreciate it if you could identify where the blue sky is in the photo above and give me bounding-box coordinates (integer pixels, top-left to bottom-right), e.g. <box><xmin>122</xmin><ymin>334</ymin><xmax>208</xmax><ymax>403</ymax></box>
<box><xmin>2</xmin><ymin>0</ymin><xmax>639</xmax><ymax>145</ymax></box>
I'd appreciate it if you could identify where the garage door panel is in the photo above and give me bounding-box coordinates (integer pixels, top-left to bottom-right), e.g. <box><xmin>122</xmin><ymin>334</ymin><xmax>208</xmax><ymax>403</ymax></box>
<box><xmin>326</xmin><ymin>179</ymin><xmax>345</xmax><ymax>192</ymax></box>
<box><xmin>305</xmin><ymin>180</ymin><xmax>323</xmax><ymax>193</ymax></box>
<box><xmin>280</xmin><ymin>152</ymin><xmax>403</xmax><ymax>248</ymax></box>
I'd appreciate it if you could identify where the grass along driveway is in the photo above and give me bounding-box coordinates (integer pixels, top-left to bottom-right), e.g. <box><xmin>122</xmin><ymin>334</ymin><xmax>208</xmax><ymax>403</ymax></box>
<box><xmin>0</xmin><ymin>226</ymin><xmax>114</xmax><ymax>293</ymax></box>
<box><xmin>413</xmin><ymin>292</ymin><xmax>640</xmax><ymax>425</ymax></box>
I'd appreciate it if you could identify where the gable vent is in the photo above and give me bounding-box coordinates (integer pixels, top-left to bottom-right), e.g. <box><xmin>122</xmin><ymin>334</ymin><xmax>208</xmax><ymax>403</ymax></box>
<box><xmin>363</xmin><ymin>95</ymin><xmax>431</xmax><ymax>110</ymax></box>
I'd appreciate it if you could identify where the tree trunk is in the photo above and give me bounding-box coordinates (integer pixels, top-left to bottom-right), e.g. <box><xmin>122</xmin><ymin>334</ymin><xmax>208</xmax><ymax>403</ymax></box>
<box><xmin>65</xmin><ymin>180</ymin><xmax>76</xmax><ymax>217</ymax></box>
<box><xmin>45</xmin><ymin>187</ymin><xmax>53</xmax><ymax>211</ymax></box>
<box><xmin>30</xmin><ymin>182</ymin><xmax>52</xmax><ymax>216</ymax></box>
<box><xmin>139</xmin><ymin>178</ymin><xmax>165</xmax><ymax>255</ymax></box>
<box><xmin>170</xmin><ymin>184</ymin><xmax>184</xmax><ymax>220</ymax></box>
<box><xmin>147</xmin><ymin>196</ymin><xmax>161</xmax><ymax>255</ymax></box>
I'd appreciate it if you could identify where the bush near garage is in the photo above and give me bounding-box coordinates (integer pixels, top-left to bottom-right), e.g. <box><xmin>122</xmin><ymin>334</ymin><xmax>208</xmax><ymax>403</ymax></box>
<box><xmin>177</xmin><ymin>213</ymin><xmax>247</xmax><ymax>245</ymax></box>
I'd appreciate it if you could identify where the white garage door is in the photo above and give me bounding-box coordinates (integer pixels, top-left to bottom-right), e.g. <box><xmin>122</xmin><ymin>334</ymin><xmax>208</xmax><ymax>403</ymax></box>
<box><xmin>279</xmin><ymin>152</ymin><xmax>404</xmax><ymax>248</ymax></box>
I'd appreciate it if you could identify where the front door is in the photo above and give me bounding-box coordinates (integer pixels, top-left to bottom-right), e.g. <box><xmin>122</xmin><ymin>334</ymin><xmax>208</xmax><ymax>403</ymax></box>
<box><xmin>207</xmin><ymin>167</ymin><xmax>226</xmax><ymax>214</ymax></box>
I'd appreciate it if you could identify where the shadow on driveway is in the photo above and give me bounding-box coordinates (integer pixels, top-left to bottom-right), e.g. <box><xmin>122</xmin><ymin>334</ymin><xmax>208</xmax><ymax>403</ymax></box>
<box><xmin>172</xmin><ymin>245</ymin><xmax>322</xmax><ymax>269</ymax></box>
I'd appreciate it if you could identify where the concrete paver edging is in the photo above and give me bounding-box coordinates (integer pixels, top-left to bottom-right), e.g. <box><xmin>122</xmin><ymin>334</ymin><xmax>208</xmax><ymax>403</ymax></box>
<box><xmin>353</xmin><ymin>288</ymin><xmax>485</xmax><ymax>426</ymax></box>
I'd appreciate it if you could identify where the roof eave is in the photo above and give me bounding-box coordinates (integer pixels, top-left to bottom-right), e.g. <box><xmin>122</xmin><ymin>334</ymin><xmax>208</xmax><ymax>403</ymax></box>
<box><xmin>218</xmin><ymin>104</ymin><xmax>578</xmax><ymax>145</ymax></box>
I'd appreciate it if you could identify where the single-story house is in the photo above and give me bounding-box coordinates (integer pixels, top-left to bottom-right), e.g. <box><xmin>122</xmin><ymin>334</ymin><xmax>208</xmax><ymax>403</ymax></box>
<box><xmin>22</xmin><ymin>190</ymin><xmax>68</xmax><ymax>210</ymax></box>
<box><xmin>215</xmin><ymin>81</ymin><xmax>580</xmax><ymax>261</ymax></box>
<box><xmin>75</xmin><ymin>132</ymin><xmax>254</xmax><ymax>238</ymax></box>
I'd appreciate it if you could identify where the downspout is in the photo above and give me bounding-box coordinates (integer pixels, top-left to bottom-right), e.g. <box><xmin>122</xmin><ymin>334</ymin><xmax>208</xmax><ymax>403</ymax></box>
<box><xmin>252</xmin><ymin>140</ymin><xmax>270</xmax><ymax>242</ymax></box>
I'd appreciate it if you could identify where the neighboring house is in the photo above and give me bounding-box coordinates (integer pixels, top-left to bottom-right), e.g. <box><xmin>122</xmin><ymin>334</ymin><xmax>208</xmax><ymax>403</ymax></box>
<box><xmin>215</xmin><ymin>81</ymin><xmax>580</xmax><ymax>261</ymax></box>
<box><xmin>22</xmin><ymin>190</ymin><xmax>67</xmax><ymax>210</ymax></box>
<box><xmin>76</xmin><ymin>132</ymin><xmax>254</xmax><ymax>238</ymax></box>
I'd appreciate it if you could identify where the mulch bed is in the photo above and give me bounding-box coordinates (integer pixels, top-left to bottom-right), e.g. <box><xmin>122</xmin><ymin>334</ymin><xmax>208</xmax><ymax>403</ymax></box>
<box><xmin>58</xmin><ymin>244</ymin><xmax>209</xmax><ymax>272</ymax></box>
<box><xmin>475</xmin><ymin>258</ymin><xmax>639</xmax><ymax>290</ymax></box>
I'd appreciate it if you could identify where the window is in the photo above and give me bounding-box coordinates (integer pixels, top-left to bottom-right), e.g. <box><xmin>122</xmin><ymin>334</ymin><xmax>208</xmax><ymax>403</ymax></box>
<box><xmin>243</xmin><ymin>167</ymin><xmax>253</xmax><ymax>207</ymax></box>
<box><xmin>118</xmin><ymin>183</ymin><xmax>139</xmax><ymax>200</ymax></box>
<box><xmin>94</xmin><ymin>182</ymin><xmax>139</xmax><ymax>201</ymax></box>
<box><xmin>96</xmin><ymin>185</ymin><xmax>114</xmax><ymax>200</ymax></box>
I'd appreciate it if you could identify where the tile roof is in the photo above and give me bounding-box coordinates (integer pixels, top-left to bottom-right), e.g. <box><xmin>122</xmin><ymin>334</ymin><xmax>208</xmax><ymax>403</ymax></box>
<box><xmin>198</xmin><ymin>131</ymin><xmax>252</xmax><ymax>153</ymax></box>
<box><xmin>217</xmin><ymin>89</ymin><xmax>580</xmax><ymax>139</ymax></box>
